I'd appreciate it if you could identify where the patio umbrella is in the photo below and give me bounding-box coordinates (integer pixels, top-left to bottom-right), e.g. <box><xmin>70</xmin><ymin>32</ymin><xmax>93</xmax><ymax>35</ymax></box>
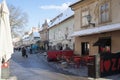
<box><xmin>0</xmin><ymin>0</ymin><xmax>13</xmax><ymax>62</ymax></box>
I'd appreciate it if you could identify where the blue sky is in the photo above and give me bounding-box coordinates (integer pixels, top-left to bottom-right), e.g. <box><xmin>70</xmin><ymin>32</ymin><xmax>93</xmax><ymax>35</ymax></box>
<box><xmin>0</xmin><ymin>0</ymin><xmax>77</xmax><ymax>31</ymax></box>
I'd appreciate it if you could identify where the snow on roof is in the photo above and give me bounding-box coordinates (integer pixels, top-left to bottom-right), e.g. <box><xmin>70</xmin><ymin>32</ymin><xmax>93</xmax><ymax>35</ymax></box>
<box><xmin>71</xmin><ymin>23</ymin><xmax>120</xmax><ymax>37</ymax></box>
<box><xmin>12</xmin><ymin>37</ymin><xmax>21</xmax><ymax>42</ymax></box>
<box><xmin>69</xmin><ymin>0</ymin><xmax>82</xmax><ymax>7</ymax></box>
<box><xmin>22</xmin><ymin>37</ymin><xmax>30</xmax><ymax>41</ymax></box>
<box><xmin>22</xmin><ymin>35</ymin><xmax>29</xmax><ymax>39</ymax></box>
<box><xmin>48</xmin><ymin>8</ymin><xmax>74</xmax><ymax>28</ymax></box>
<box><xmin>33</xmin><ymin>32</ymin><xmax>40</xmax><ymax>37</ymax></box>
<box><xmin>39</xmin><ymin>27</ymin><xmax>43</xmax><ymax>32</ymax></box>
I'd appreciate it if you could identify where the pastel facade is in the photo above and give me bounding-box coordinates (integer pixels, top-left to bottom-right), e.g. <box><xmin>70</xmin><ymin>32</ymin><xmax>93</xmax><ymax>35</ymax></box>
<box><xmin>70</xmin><ymin>0</ymin><xmax>120</xmax><ymax>55</ymax></box>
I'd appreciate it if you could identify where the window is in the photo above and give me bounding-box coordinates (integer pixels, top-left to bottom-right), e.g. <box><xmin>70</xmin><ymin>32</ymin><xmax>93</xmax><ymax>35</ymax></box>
<box><xmin>81</xmin><ymin>10</ymin><xmax>89</xmax><ymax>27</ymax></box>
<box><xmin>81</xmin><ymin>42</ymin><xmax>89</xmax><ymax>56</ymax></box>
<box><xmin>100</xmin><ymin>0</ymin><xmax>110</xmax><ymax>23</ymax></box>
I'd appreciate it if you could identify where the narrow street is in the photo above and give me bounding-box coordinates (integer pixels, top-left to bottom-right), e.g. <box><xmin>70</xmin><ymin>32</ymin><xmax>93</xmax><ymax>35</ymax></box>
<box><xmin>9</xmin><ymin>51</ymin><xmax>88</xmax><ymax>80</ymax></box>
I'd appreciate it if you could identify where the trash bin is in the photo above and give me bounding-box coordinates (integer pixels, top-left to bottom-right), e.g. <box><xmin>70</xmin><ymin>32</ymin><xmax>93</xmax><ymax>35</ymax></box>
<box><xmin>1</xmin><ymin>62</ymin><xmax>10</xmax><ymax>79</ymax></box>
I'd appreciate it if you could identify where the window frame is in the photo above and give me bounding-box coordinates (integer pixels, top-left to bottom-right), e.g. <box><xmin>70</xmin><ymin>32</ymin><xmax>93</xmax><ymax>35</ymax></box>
<box><xmin>81</xmin><ymin>8</ymin><xmax>90</xmax><ymax>27</ymax></box>
<box><xmin>99</xmin><ymin>0</ymin><xmax>111</xmax><ymax>24</ymax></box>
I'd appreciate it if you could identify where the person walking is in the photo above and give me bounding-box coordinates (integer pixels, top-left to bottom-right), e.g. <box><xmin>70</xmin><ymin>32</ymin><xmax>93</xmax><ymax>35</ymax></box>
<box><xmin>22</xmin><ymin>47</ymin><xmax>28</xmax><ymax>58</ymax></box>
<box><xmin>30</xmin><ymin>48</ymin><xmax>32</xmax><ymax>54</ymax></box>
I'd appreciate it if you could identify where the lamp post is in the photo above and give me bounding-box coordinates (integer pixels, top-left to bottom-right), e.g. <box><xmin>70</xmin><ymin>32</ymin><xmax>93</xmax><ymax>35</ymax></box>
<box><xmin>85</xmin><ymin>14</ymin><xmax>100</xmax><ymax>78</ymax></box>
<box><xmin>86</xmin><ymin>14</ymin><xmax>95</xmax><ymax>27</ymax></box>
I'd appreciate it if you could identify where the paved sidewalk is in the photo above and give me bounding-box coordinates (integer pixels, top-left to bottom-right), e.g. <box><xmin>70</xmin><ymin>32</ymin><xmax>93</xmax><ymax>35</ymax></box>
<box><xmin>1</xmin><ymin>76</ymin><xmax>17</xmax><ymax>80</ymax></box>
<box><xmin>38</xmin><ymin>52</ymin><xmax>120</xmax><ymax>80</ymax></box>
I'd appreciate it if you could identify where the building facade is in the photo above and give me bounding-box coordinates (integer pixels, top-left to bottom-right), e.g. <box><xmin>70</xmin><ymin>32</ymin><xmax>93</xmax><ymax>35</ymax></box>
<box><xmin>21</xmin><ymin>27</ymin><xmax>40</xmax><ymax>46</ymax></box>
<box><xmin>48</xmin><ymin>8</ymin><xmax>74</xmax><ymax>50</ymax></box>
<box><xmin>70</xmin><ymin>0</ymin><xmax>120</xmax><ymax>55</ymax></box>
<box><xmin>39</xmin><ymin>20</ymin><xmax>49</xmax><ymax>50</ymax></box>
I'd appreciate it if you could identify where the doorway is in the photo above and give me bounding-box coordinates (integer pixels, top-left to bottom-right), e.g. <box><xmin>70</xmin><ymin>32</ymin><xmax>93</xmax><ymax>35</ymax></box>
<box><xmin>81</xmin><ymin>42</ymin><xmax>89</xmax><ymax>56</ymax></box>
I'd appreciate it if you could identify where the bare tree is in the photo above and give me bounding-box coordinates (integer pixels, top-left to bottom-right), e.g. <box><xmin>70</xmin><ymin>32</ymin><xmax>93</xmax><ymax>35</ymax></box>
<box><xmin>9</xmin><ymin>5</ymin><xmax>28</xmax><ymax>28</ymax></box>
<box><xmin>8</xmin><ymin>5</ymin><xmax>28</xmax><ymax>38</ymax></box>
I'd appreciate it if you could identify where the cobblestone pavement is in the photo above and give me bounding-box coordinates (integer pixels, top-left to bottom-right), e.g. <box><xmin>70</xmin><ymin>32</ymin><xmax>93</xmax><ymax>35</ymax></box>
<box><xmin>9</xmin><ymin>51</ymin><xmax>90</xmax><ymax>80</ymax></box>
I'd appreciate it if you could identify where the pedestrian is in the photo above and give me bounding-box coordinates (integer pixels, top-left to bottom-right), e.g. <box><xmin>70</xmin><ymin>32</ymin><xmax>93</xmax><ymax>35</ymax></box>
<box><xmin>22</xmin><ymin>47</ymin><xmax>28</xmax><ymax>58</ymax></box>
<box><xmin>30</xmin><ymin>48</ymin><xmax>32</xmax><ymax>54</ymax></box>
<box><xmin>19</xmin><ymin>47</ymin><xmax>21</xmax><ymax>51</ymax></box>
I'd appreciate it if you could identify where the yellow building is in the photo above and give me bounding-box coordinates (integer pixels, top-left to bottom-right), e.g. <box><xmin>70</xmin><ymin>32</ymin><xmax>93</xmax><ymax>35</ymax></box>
<box><xmin>70</xmin><ymin>0</ymin><xmax>120</xmax><ymax>56</ymax></box>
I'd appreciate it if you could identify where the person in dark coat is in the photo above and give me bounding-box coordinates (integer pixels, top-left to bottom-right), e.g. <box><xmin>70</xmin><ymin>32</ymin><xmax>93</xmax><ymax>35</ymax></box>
<box><xmin>30</xmin><ymin>48</ymin><xmax>32</xmax><ymax>54</ymax></box>
<box><xmin>22</xmin><ymin>47</ymin><xmax>28</xmax><ymax>58</ymax></box>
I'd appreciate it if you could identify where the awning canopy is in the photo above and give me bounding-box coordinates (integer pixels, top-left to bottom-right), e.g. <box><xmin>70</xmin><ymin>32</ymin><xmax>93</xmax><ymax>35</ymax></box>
<box><xmin>93</xmin><ymin>37</ymin><xmax>111</xmax><ymax>46</ymax></box>
<box><xmin>71</xmin><ymin>23</ymin><xmax>120</xmax><ymax>37</ymax></box>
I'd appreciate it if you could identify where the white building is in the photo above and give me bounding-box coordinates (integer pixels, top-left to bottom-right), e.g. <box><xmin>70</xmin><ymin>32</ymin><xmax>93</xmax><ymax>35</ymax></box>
<box><xmin>48</xmin><ymin>8</ymin><xmax>75</xmax><ymax>50</ymax></box>
<box><xmin>22</xmin><ymin>27</ymin><xmax>40</xmax><ymax>46</ymax></box>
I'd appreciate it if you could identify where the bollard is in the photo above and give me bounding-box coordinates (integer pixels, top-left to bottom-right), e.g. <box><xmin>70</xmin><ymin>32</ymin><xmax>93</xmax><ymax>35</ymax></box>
<box><xmin>95</xmin><ymin>54</ymin><xmax>100</xmax><ymax>78</ymax></box>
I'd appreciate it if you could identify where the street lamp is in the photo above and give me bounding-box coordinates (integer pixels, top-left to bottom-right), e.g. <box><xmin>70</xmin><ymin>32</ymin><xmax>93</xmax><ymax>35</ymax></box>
<box><xmin>86</xmin><ymin>14</ymin><xmax>95</xmax><ymax>27</ymax></box>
